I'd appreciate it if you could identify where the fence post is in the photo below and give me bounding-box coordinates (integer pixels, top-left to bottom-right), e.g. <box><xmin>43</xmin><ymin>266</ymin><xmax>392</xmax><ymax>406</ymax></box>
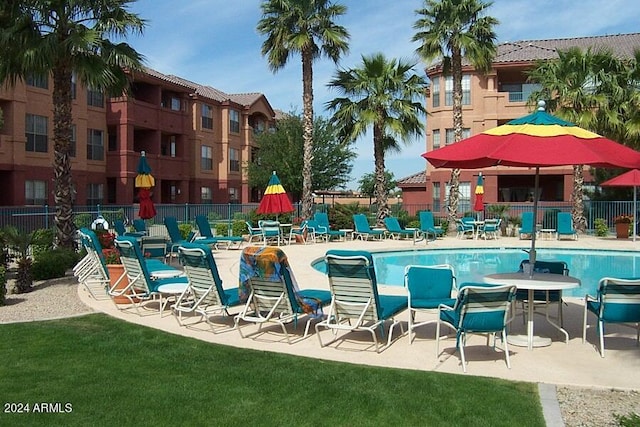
<box><xmin>184</xmin><ymin>203</ymin><xmax>189</xmax><ymax>223</ymax></box>
<box><xmin>45</xmin><ymin>204</ymin><xmax>49</xmax><ymax>229</ymax></box>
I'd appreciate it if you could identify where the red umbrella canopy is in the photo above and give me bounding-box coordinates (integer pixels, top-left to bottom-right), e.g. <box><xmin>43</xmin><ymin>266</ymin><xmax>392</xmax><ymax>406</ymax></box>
<box><xmin>601</xmin><ymin>169</ymin><xmax>640</xmax><ymax>187</ymax></box>
<box><xmin>134</xmin><ymin>151</ymin><xmax>156</xmax><ymax>220</ymax></box>
<box><xmin>473</xmin><ymin>173</ymin><xmax>484</xmax><ymax>212</ymax></box>
<box><xmin>256</xmin><ymin>171</ymin><xmax>294</xmax><ymax>215</ymax></box>
<box><xmin>423</xmin><ymin>103</ymin><xmax>640</xmax><ymax>170</ymax></box>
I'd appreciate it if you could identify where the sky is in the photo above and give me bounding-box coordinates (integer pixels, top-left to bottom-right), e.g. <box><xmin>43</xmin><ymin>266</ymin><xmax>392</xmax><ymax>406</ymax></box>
<box><xmin>125</xmin><ymin>0</ymin><xmax>640</xmax><ymax>190</ymax></box>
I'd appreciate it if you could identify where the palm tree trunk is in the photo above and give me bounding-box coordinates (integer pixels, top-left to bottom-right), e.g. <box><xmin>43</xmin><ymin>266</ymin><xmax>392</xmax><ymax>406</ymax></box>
<box><xmin>52</xmin><ymin>64</ymin><xmax>76</xmax><ymax>249</ymax></box>
<box><xmin>571</xmin><ymin>165</ymin><xmax>586</xmax><ymax>233</ymax></box>
<box><xmin>447</xmin><ymin>47</ymin><xmax>464</xmax><ymax>232</ymax></box>
<box><xmin>301</xmin><ymin>50</ymin><xmax>314</xmax><ymax>219</ymax></box>
<box><xmin>373</xmin><ymin>124</ymin><xmax>389</xmax><ymax>225</ymax></box>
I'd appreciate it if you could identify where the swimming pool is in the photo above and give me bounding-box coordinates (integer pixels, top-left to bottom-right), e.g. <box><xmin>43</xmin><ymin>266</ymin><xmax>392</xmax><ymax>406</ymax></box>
<box><xmin>313</xmin><ymin>248</ymin><xmax>640</xmax><ymax>297</ymax></box>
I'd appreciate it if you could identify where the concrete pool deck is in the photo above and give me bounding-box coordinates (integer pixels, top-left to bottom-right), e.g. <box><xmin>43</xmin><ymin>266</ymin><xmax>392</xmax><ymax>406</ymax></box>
<box><xmin>79</xmin><ymin>233</ymin><xmax>640</xmax><ymax>390</ymax></box>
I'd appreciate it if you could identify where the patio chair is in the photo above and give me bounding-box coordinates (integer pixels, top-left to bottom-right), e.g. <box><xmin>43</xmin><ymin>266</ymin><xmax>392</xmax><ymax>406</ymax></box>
<box><xmin>418</xmin><ymin>211</ymin><xmax>444</xmax><ymax>241</ymax></box>
<box><xmin>164</xmin><ymin>216</ymin><xmax>210</xmax><ymax>263</ymax></box>
<box><xmin>352</xmin><ymin>214</ymin><xmax>385</xmax><ymax>241</ymax></box>
<box><xmin>174</xmin><ymin>243</ymin><xmax>243</xmax><ymax>331</ymax></box>
<box><xmin>306</xmin><ymin>219</ymin><xmax>328</xmax><ymax>242</ymax></box>
<box><xmin>315</xmin><ymin>250</ymin><xmax>408</xmax><ymax>352</ymax></box>
<box><xmin>436</xmin><ymin>283</ymin><xmax>517</xmax><ymax>373</ymax></box>
<box><xmin>404</xmin><ymin>264</ymin><xmax>457</xmax><ymax>344</ymax></box>
<box><xmin>557</xmin><ymin>212</ymin><xmax>578</xmax><ymax>240</ymax></box>
<box><xmin>132</xmin><ymin>219</ymin><xmax>148</xmax><ymax>235</ymax></box>
<box><xmin>113</xmin><ymin>236</ymin><xmax>188</xmax><ymax>315</ymax></box>
<box><xmin>313</xmin><ymin>212</ymin><xmax>346</xmax><ymax>241</ymax></box>
<box><xmin>455</xmin><ymin>218</ymin><xmax>474</xmax><ymax>239</ymax></box>
<box><xmin>288</xmin><ymin>221</ymin><xmax>315</xmax><ymax>245</ymax></box>
<box><xmin>583</xmin><ymin>277</ymin><xmax>640</xmax><ymax>357</ymax></box>
<box><xmin>519</xmin><ymin>212</ymin><xmax>535</xmax><ymax>239</ymax></box>
<box><xmin>194</xmin><ymin>214</ymin><xmax>244</xmax><ymax>249</ymax></box>
<box><xmin>479</xmin><ymin>218</ymin><xmax>501</xmax><ymax>240</ymax></box>
<box><xmin>515</xmin><ymin>259</ymin><xmax>568</xmax><ymax>329</ymax></box>
<box><xmin>236</xmin><ymin>246</ymin><xmax>331</xmax><ymax>344</ymax></box>
<box><xmin>113</xmin><ymin>219</ymin><xmax>145</xmax><ymax>238</ymax></box>
<box><xmin>245</xmin><ymin>221</ymin><xmax>263</xmax><ymax>244</ymax></box>
<box><xmin>258</xmin><ymin>220</ymin><xmax>283</xmax><ymax>246</ymax></box>
<box><xmin>75</xmin><ymin>229</ymin><xmax>111</xmax><ymax>300</ymax></box>
<box><xmin>383</xmin><ymin>217</ymin><xmax>418</xmax><ymax>242</ymax></box>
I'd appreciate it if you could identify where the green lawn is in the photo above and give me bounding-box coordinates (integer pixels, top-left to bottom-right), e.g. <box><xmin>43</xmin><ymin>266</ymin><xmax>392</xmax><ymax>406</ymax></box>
<box><xmin>0</xmin><ymin>314</ymin><xmax>544</xmax><ymax>426</ymax></box>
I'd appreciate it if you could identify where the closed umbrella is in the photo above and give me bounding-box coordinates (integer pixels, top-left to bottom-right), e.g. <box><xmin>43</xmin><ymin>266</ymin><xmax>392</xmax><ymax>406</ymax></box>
<box><xmin>135</xmin><ymin>151</ymin><xmax>156</xmax><ymax>220</ymax></box>
<box><xmin>256</xmin><ymin>171</ymin><xmax>294</xmax><ymax>218</ymax></box>
<box><xmin>601</xmin><ymin>169</ymin><xmax>640</xmax><ymax>242</ymax></box>
<box><xmin>423</xmin><ymin>101</ymin><xmax>640</xmax><ymax>268</ymax></box>
<box><xmin>473</xmin><ymin>172</ymin><xmax>484</xmax><ymax>214</ymax></box>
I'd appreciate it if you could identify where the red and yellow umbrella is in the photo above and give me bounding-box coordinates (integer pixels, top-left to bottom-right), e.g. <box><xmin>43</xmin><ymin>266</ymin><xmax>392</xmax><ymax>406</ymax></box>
<box><xmin>135</xmin><ymin>151</ymin><xmax>156</xmax><ymax>220</ymax></box>
<box><xmin>256</xmin><ymin>171</ymin><xmax>294</xmax><ymax>216</ymax></box>
<box><xmin>473</xmin><ymin>172</ymin><xmax>484</xmax><ymax>212</ymax></box>
<box><xmin>423</xmin><ymin>101</ymin><xmax>640</xmax><ymax>266</ymax></box>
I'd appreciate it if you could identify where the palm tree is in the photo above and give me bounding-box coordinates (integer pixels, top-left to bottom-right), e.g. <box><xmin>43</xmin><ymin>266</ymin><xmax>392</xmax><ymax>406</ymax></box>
<box><xmin>326</xmin><ymin>53</ymin><xmax>426</xmax><ymax>224</ymax></box>
<box><xmin>257</xmin><ymin>0</ymin><xmax>350</xmax><ymax>219</ymax></box>
<box><xmin>527</xmin><ymin>47</ymin><xmax>628</xmax><ymax>232</ymax></box>
<box><xmin>0</xmin><ymin>0</ymin><xmax>145</xmax><ymax>249</ymax></box>
<box><xmin>413</xmin><ymin>0</ymin><xmax>498</xmax><ymax>230</ymax></box>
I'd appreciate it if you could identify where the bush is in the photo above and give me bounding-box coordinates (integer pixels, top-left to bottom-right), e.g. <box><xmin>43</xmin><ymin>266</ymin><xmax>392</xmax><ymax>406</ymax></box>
<box><xmin>594</xmin><ymin>218</ymin><xmax>609</xmax><ymax>237</ymax></box>
<box><xmin>178</xmin><ymin>223</ymin><xmax>192</xmax><ymax>240</ymax></box>
<box><xmin>32</xmin><ymin>228</ymin><xmax>55</xmax><ymax>259</ymax></box>
<box><xmin>0</xmin><ymin>266</ymin><xmax>6</xmax><ymax>306</ymax></box>
<box><xmin>32</xmin><ymin>248</ymin><xmax>80</xmax><ymax>280</ymax></box>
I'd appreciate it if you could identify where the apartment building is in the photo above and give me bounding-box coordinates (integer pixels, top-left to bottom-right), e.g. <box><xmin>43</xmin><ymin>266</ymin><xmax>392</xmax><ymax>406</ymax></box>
<box><xmin>399</xmin><ymin>33</ymin><xmax>640</xmax><ymax>213</ymax></box>
<box><xmin>0</xmin><ymin>67</ymin><xmax>276</xmax><ymax>206</ymax></box>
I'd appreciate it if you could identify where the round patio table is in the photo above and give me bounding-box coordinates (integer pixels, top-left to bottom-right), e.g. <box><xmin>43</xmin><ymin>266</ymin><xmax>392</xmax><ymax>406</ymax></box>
<box><xmin>484</xmin><ymin>272</ymin><xmax>581</xmax><ymax>350</ymax></box>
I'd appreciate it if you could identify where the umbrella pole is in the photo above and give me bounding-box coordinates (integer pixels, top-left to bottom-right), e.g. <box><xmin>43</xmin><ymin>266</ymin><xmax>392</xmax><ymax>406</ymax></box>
<box><xmin>528</xmin><ymin>167</ymin><xmax>540</xmax><ymax>275</ymax></box>
<box><xmin>634</xmin><ymin>186</ymin><xmax>637</xmax><ymax>243</ymax></box>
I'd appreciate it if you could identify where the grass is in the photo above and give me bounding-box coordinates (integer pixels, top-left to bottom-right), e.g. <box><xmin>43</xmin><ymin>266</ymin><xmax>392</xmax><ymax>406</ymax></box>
<box><xmin>0</xmin><ymin>314</ymin><xmax>544</xmax><ymax>426</ymax></box>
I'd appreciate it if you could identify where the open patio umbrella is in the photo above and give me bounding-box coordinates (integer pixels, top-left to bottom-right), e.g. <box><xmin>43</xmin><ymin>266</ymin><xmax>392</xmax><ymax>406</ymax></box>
<box><xmin>473</xmin><ymin>172</ymin><xmax>484</xmax><ymax>215</ymax></box>
<box><xmin>601</xmin><ymin>169</ymin><xmax>640</xmax><ymax>242</ymax></box>
<box><xmin>256</xmin><ymin>171</ymin><xmax>294</xmax><ymax>218</ymax></box>
<box><xmin>423</xmin><ymin>101</ymin><xmax>640</xmax><ymax>268</ymax></box>
<box><xmin>135</xmin><ymin>151</ymin><xmax>156</xmax><ymax>220</ymax></box>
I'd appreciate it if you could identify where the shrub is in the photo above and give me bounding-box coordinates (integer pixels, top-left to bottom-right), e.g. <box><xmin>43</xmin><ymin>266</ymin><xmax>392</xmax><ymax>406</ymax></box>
<box><xmin>32</xmin><ymin>248</ymin><xmax>80</xmax><ymax>280</ymax></box>
<box><xmin>0</xmin><ymin>266</ymin><xmax>6</xmax><ymax>306</ymax></box>
<box><xmin>594</xmin><ymin>218</ymin><xmax>609</xmax><ymax>237</ymax></box>
<box><xmin>32</xmin><ymin>228</ymin><xmax>55</xmax><ymax>259</ymax></box>
<box><xmin>178</xmin><ymin>223</ymin><xmax>192</xmax><ymax>240</ymax></box>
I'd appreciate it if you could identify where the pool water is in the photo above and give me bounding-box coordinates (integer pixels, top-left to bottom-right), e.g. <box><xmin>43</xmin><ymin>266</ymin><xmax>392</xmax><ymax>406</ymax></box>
<box><xmin>314</xmin><ymin>248</ymin><xmax>640</xmax><ymax>297</ymax></box>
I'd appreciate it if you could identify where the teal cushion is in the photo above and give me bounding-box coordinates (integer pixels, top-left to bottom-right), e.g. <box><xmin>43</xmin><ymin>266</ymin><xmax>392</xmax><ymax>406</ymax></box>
<box><xmin>377</xmin><ymin>294</ymin><xmax>408</xmax><ymax>320</ymax></box>
<box><xmin>412</xmin><ymin>297</ymin><xmax>456</xmax><ymax>310</ymax></box>
<box><xmin>223</xmin><ymin>287</ymin><xmax>242</xmax><ymax>307</ymax></box>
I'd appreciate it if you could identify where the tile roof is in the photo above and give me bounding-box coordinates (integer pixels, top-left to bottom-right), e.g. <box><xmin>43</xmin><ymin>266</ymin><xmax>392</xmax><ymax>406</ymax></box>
<box><xmin>397</xmin><ymin>170</ymin><xmax>427</xmax><ymax>185</ymax></box>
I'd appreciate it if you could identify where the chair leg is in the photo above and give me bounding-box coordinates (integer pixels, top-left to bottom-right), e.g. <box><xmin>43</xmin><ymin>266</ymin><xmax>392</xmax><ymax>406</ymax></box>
<box><xmin>458</xmin><ymin>333</ymin><xmax>467</xmax><ymax>373</ymax></box>
<box><xmin>502</xmin><ymin>329</ymin><xmax>511</xmax><ymax>369</ymax></box>
<box><xmin>598</xmin><ymin>320</ymin><xmax>605</xmax><ymax>358</ymax></box>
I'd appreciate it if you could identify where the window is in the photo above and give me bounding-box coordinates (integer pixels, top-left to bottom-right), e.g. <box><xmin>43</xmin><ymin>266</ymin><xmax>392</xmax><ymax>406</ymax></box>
<box><xmin>25</xmin><ymin>180</ymin><xmax>47</xmax><ymax>205</ymax></box>
<box><xmin>432</xmin><ymin>182</ymin><xmax>440</xmax><ymax>212</ymax></box>
<box><xmin>201</xmin><ymin>104</ymin><xmax>213</xmax><ymax>129</ymax></box>
<box><xmin>228</xmin><ymin>187</ymin><xmax>238</xmax><ymax>203</ymax></box>
<box><xmin>432</xmin><ymin>129</ymin><xmax>441</xmax><ymax>149</ymax></box>
<box><xmin>161</xmin><ymin>135</ymin><xmax>177</xmax><ymax>157</ymax></box>
<box><xmin>25</xmin><ymin>114</ymin><xmax>48</xmax><ymax>153</ymax></box>
<box><xmin>87</xmin><ymin>87</ymin><xmax>104</xmax><ymax>108</ymax></box>
<box><xmin>445</xmin><ymin>128</ymin><xmax>470</xmax><ymax>145</ymax></box>
<box><xmin>229</xmin><ymin>109</ymin><xmax>240</xmax><ymax>133</ymax></box>
<box><xmin>431</xmin><ymin>77</ymin><xmax>440</xmax><ymax>108</ymax></box>
<box><xmin>87</xmin><ymin>183</ymin><xmax>103</xmax><ymax>206</ymax></box>
<box><xmin>229</xmin><ymin>148</ymin><xmax>240</xmax><ymax>172</ymax></box>
<box><xmin>170</xmin><ymin>97</ymin><xmax>181</xmax><ymax>111</ymax></box>
<box><xmin>445</xmin><ymin>75</ymin><xmax>471</xmax><ymax>106</ymax></box>
<box><xmin>458</xmin><ymin>182</ymin><xmax>471</xmax><ymax>212</ymax></box>
<box><xmin>87</xmin><ymin>129</ymin><xmax>104</xmax><ymax>160</ymax></box>
<box><xmin>69</xmin><ymin>125</ymin><xmax>76</xmax><ymax>157</ymax></box>
<box><xmin>253</xmin><ymin>118</ymin><xmax>266</xmax><ymax>134</ymax></box>
<box><xmin>201</xmin><ymin>145</ymin><xmax>213</xmax><ymax>171</ymax></box>
<box><xmin>26</xmin><ymin>73</ymin><xmax>48</xmax><ymax>89</ymax></box>
<box><xmin>201</xmin><ymin>187</ymin><xmax>212</xmax><ymax>203</ymax></box>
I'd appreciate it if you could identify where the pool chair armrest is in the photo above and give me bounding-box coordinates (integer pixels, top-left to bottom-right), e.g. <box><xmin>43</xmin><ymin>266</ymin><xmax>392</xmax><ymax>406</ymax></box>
<box><xmin>438</xmin><ymin>303</ymin><xmax>455</xmax><ymax>312</ymax></box>
<box><xmin>584</xmin><ymin>293</ymin><xmax>597</xmax><ymax>303</ymax></box>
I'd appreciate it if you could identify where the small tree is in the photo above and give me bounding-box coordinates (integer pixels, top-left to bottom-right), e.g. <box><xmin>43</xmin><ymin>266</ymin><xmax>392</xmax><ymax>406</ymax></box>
<box><xmin>3</xmin><ymin>226</ymin><xmax>35</xmax><ymax>293</ymax></box>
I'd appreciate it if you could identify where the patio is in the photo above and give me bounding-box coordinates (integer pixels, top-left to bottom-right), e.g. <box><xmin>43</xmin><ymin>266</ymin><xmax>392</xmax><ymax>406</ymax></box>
<box><xmin>78</xmin><ymin>233</ymin><xmax>640</xmax><ymax>390</ymax></box>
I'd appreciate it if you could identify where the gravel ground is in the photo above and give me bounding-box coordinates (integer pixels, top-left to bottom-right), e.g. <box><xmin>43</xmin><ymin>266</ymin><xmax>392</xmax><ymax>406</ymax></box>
<box><xmin>1</xmin><ymin>278</ymin><xmax>638</xmax><ymax>426</ymax></box>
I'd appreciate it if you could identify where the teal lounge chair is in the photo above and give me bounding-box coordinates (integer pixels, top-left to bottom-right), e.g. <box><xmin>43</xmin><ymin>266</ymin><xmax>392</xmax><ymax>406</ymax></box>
<box><xmin>113</xmin><ymin>219</ymin><xmax>145</xmax><ymax>238</ymax></box>
<box><xmin>245</xmin><ymin>221</ymin><xmax>263</xmax><ymax>244</ymax></box>
<box><xmin>437</xmin><ymin>283</ymin><xmax>517</xmax><ymax>373</ymax></box>
<box><xmin>113</xmin><ymin>236</ymin><xmax>188</xmax><ymax>315</ymax></box>
<box><xmin>456</xmin><ymin>218</ymin><xmax>474</xmax><ymax>239</ymax></box>
<box><xmin>194</xmin><ymin>214</ymin><xmax>244</xmax><ymax>249</ymax></box>
<box><xmin>313</xmin><ymin>212</ymin><xmax>346</xmax><ymax>241</ymax></box>
<box><xmin>164</xmin><ymin>216</ymin><xmax>206</xmax><ymax>263</ymax></box>
<box><xmin>315</xmin><ymin>250</ymin><xmax>408</xmax><ymax>352</ymax></box>
<box><xmin>383</xmin><ymin>217</ymin><xmax>417</xmax><ymax>242</ymax></box>
<box><xmin>418</xmin><ymin>211</ymin><xmax>444</xmax><ymax>241</ymax></box>
<box><xmin>583</xmin><ymin>277</ymin><xmax>640</xmax><ymax>357</ymax></box>
<box><xmin>132</xmin><ymin>219</ymin><xmax>148</xmax><ymax>235</ymax></box>
<box><xmin>175</xmin><ymin>243</ymin><xmax>243</xmax><ymax>331</ymax></box>
<box><xmin>237</xmin><ymin>246</ymin><xmax>332</xmax><ymax>344</ymax></box>
<box><xmin>353</xmin><ymin>214</ymin><xmax>385</xmax><ymax>241</ymax></box>
<box><xmin>404</xmin><ymin>264</ymin><xmax>456</xmax><ymax>344</ymax></box>
<box><xmin>306</xmin><ymin>219</ymin><xmax>328</xmax><ymax>242</ymax></box>
<box><xmin>519</xmin><ymin>212</ymin><xmax>535</xmax><ymax>239</ymax></box>
<box><xmin>557</xmin><ymin>212</ymin><xmax>578</xmax><ymax>240</ymax></box>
